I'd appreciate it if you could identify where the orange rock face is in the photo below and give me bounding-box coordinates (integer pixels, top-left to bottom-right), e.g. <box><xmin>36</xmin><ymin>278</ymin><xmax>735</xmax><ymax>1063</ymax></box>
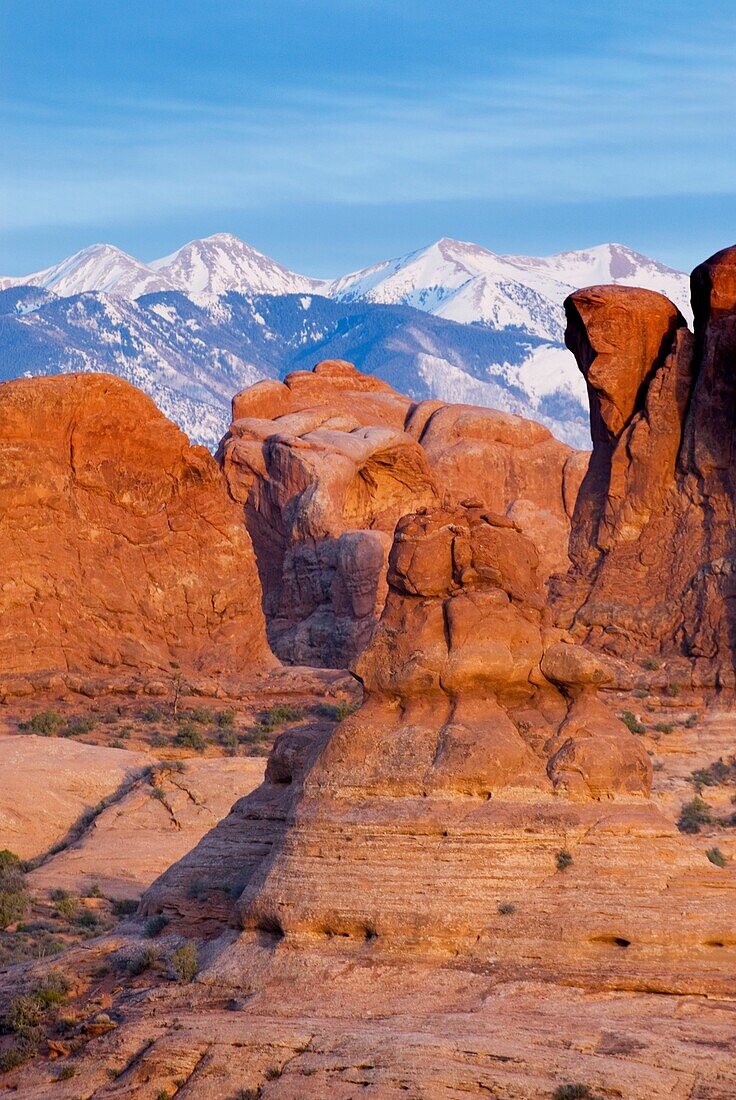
<box><xmin>555</xmin><ymin>249</ymin><xmax>736</xmax><ymax>685</ymax></box>
<box><xmin>0</xmin><ymin>373</ymin><xmax>274</xmax><ymax>680</ymax></box>
<box><xmin>222</xmin><ymin>359</ymin><xmax>586</xmax><ymax>667</ymax></box>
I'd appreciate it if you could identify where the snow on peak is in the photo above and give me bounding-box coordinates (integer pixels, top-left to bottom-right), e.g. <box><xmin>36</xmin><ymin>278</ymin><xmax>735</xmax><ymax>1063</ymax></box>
<box><xmin>149</xmin><ymin>233</ymin><xmax>326</xmax><ymax>297</ymax></box>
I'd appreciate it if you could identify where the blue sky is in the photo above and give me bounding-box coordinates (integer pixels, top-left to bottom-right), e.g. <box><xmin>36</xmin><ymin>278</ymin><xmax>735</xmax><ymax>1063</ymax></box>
<box><xmin>2</xmin><ymin>0</ymin><xmax>735</xmax><ymax>277</ymax></box>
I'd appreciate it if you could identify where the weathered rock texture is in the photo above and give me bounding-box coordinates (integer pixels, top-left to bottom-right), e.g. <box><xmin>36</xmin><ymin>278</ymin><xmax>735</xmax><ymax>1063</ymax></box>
<box><xmin>221</xmin><ymin>359</ymin><xmax>586</xmax><ymax>667</ymax></box>
<box><xmin>0</xmin><ymin>373</ymin><xmax>274</xmax><ymax>679</ymax></box>
<box><xmin>555</xmin><ymin>250</ymin><xmax>736</xmax><ymax>686</ymax></box>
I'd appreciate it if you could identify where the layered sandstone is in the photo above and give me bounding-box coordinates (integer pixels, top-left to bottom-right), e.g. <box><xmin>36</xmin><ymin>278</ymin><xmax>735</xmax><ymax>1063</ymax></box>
<box><xmin>221</xmin><ymin>359</ymin><xmax>586</xmax><ymax>666</ymax></box>
<box><xmin>555</xmin><ymin>249</ymin><xmax>736</xmax><ymax>685</ymax></box>
<box><xmin>0</xmin><ymin>373</ymin><xmax>274</xmax><ymax>682</ymax></box>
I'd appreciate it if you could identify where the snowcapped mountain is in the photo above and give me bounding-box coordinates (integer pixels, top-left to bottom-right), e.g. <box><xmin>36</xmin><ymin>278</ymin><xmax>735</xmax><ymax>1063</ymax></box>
<box><xmin>0</xmin><ymin>287</ymin><xmax>589</xmax><ymax>450</ymax></box>
<box><xmin>149</xmin><ymin>232</ymin><xmax>326</xmax><ymax>297</ymax></box>
<box><xmin>0</xmin><ymin>234</ymin><xmax>324</xmax><ymax>301</ymax></box>
<box><xmin>0</xmin><ymin>243</ymin><xmax>175</xmax><ymax>298</ymax></box>
<box><xmin>328</xmin><ymin>238</ymin><xmax>692</xmax><ymax>340</ymax></box>
<box><xmin>0</xmin><ymin>232</ymin><xmax>692</xmax><ymax>451</ymax></box>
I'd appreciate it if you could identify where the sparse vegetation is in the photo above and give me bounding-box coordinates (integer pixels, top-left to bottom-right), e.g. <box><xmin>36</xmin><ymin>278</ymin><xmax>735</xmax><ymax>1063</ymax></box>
<box><xmin>690</xmin><ymin>757</ymin><xmax>736</xmax><ymax>789</ymax></box>
<box><xmin>553</xmin><ymin>1086</ymin><xmax>603</xmax><ymax>1100</ymax></box>
<box><xmin>653</xmin><ymin>721</ymin><xmax>674</xmax><ymax>734</ymax></box>
<box><xmin>0</xmin><ymin>972</ymin><xmax>71</xmax><ymax>1072</ymax></box>
<box><xmin>642</xmin><ymin>658</ymin><xmax>659</xmax><ymax>671</ymax></box>
<box><xmin>664</xmin><ymin>683</ymin><xmax>680</xmax><ymax>698</ymax></box>
<box><xmin>707</xmin><ymin>847</ymin><xmax>728</xmax><ymax>868</ymax></box>
<box><xmin>56</xmin><ymin>1064</ymin><xmax>76</xmax><ymax>1080</ymax></box>
<box><xmin>0</xmin><ymin>850</ymin><xmax>28</xmax><ymax>929</ymax></box>
<box><xmin>171</xmin><ymin>940</ymin><xmax>199</xmax><ymax>983</ymax></box>
<box><xmin>174</xmin><ymin>721</ymin><xmax>206</xmax><ymax>752</ymax></box>
<box><xmin>555</xmin><ymin>849</ymin><xmax>573</xmax><ymax>872</ymax></box>
<box><xmin>677</xmin><ymin>796</ymin><xmax>713</xmax><ymax>834</ymax></box>
<box><xmin>315</xmin><ymin>700</ymin><xmax>359</xmax><ymax>721</ymax></box>
<box><xmin>61</xmin><ymin>714</ymin><xmax>96</xmax><ymax>737</ymax></box>
<box><xmin>498</xmin><ymin>901</ymin><xmax>516</xmax><ymax>915</ymax></box>
<box><xmin>18</xmin><ymin>709</ymin><xmax>64</xmax><ymax>735</ymax></box>
<box><xmin>619</xmin><ymin>710</ymin><xmax>646</xmax><ymax>734</ymax></box>
<box><xmin>265</xmin><ymin>1065</ymin><xmax>282</xmax><ymax>1080</ymax></box>
<box><xmin>257</xmin><ymin>704</ymin><xmax>303</xmax><ymax>732</ymax></box>
<box><xmin>111</xmin><ymin>897</ymin><xmax>139</xmax><ymax>918</ymax></box>
<box><xmin>145</xmin><ymin>913</ymin><xmax>169</xmax><ymax>937</ymax></box>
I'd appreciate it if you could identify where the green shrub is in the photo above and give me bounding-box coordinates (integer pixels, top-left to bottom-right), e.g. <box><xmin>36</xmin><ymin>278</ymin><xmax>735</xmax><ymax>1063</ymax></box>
<box><xmin>265</xmin><ymin>1066</ymin><xmax>282</xmax><ymax>1080</ymax></box>
<box><xmin>175</xmin><ymin>722</ymin><xmax>206</xmax><ymax>751</ymax></box>
<box><xmin>690</xmin><ymin>758</ymin><xmax>736</xmax><ymax>788</ymax></box>
<box><xmin>654</xmin><ymin>722</ymin><xmax>674</xmax><ymax>734</ymax></box>
<box><xmin>618</xmin><ymin>711</ymin><xmax>646</xmax><ymax>734</ymax></box>
<box><xmin>18</xmin><ymin>709</ymin><xmax>64</xmax><ymax>736</ymax></box>
<box><xmin>62</xmin><ymin>715</ymin><xmax>96</xmax><ymax>737</ymax></box>
<box><xmin>498</xmin><ymin>902</ymin><xmax>516</xmax><ymax>915</ymax></box>
<box><xmin>219</xmin><ymin>729</ymin><xmax>239</xmax><ymax>754</ymax></box>
<box><xmin>258</xmin><ymin>704</ymin><xmax>303</xmax><ymax>732</ymax></box>
<box><xmin>0</xmin><ymin>851</ymin><xmax>28</xmax><ymax>929</ymax></box>
<box><xmin>555</xmin><ymin>849</ymin><xmax>573</xmax><ymax>872</ymax></box>
<box><xmin>706</xmin><ymin>847</ymin><xmax>727</xmax><ymax>868</ymax></box>
<box><xmin>665</xmin><ymin>683</ymin><xmax>680</xmax><ymax>697</ymax></box>
<box><xmin>151</xmin><ymin>787</ymin><xmax>167</xmax><ymax>802</ymax></box>
<box><xmin>216</xmin><ymin>708</ymin><xmax>236</xmax><ymax>727</ymax></box>
<box><xmin>86</xmin><ymin>883</ymin><xmax>103</xmax><ymax>898</ymax></box>
<box><xmin>111</xmin><ymin>897</ymin><xmax>139</xmax><ymax>918</ymax></box>
<box><xmin>122</xmin><ymin>945</ymin><xmax>158</xmax><ymax>976</ymax></box>
<box><xmin>677</xmin><ymin>796</ymin><xmax>713</xmax><ymax>834</ymax></box>
<box><xmin>642</xmin><ymin>658</ymin><xmax>659</xmax><ymax>671</ymax></box>
<box><xmin>145</xmin><ymin>914</ymin><xmax>169</xmax><ymax>938</ymax></box>
<box><xmin>54</xmin><ymin>895</ymin><xmax>78</xmax><ymax>921</ymax></box>
<box><xmin>187</xmin><ymin>706</ymin><xmax>215</xmax><ymax>725</ymax></box>
<box><xmin>56</xmin><ymin>1064</ymin><xmax>76</xmax><ymax>1080</ymax></box>
<box><xmin>315</xmin><ymin>700</ymin><xmax>359</xmax><ymax>721</ymax></box>
<box><xmin>171</xmin><ymin>940</ymin><xmax>199</xmax><ymax>983</ymax></box>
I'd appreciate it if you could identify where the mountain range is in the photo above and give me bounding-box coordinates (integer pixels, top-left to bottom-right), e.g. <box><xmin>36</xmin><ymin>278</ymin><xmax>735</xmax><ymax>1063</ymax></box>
<box><xmin>0</xmin><ymin>233</ymin><xmax>692</xmax><ymax>449</ymax></box>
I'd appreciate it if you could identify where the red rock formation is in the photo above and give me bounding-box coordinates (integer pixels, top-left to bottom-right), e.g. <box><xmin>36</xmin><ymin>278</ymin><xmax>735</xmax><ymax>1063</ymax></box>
<box><xmin>0</xmin><ymin>373</ymin><xmax>274</xmax><ymax>683</ymax></box>
<box><xmin>555</xmin><ymin>250</ymin><xmax>736</xmax><ymax>686</ymax></box>
<box><xmin>222</xmin><ymin>360</ymin><xmax>587</xmax><ymax>667</ymax></box>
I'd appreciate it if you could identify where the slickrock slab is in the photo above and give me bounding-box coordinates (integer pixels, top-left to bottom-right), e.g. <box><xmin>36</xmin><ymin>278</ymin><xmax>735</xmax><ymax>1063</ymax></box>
<box><xmin>0</xmin><ymin>735</ymin><xmax>148</xmax><ymax>860</ymax></box>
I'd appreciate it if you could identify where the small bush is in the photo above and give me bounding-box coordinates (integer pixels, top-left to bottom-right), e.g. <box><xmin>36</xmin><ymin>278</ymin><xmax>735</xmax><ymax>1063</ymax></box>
<box><xmin>654</xmin><ymin>722</ymin><xmax>674</xmax><ymax>734</ymax></box>
<box><xmin>171</xmin><ymin>940</ymin><xmax>199</xmax><ymax>983</ymax></box>
<box><xmin>151</xmin><ymin>786</ymin><xmax>167</xmax><ymax>802</ymax></box>
<box><xmin>553</xmin><ymin>1087</ymin><xmax>602</xmax><ymax>1100</ymax></box>
<box><xmin>141</xmin><ymin>707</ymin><xmax>162</xmax><ymax>723</ymax></box>
<box><xmin>216</xmin><ymin>708</ymin><xmax>236</xmax><ymax>728</ymax></box>
<box><xmin>555</xmin><ymin>849</ymin><xmax>573</xmax><ymax>872</ymax></box>
<box><xmin>122</xmin><ymin>945</ymin><xmax>158</xmax><ymax>976</ymax></box>
<box><xmin>498</xmin><ymin>902</ymin><xmax>516</xmax><ymax>915</ymax></box>
<box><xmin>63</xmin><ymin>715</ymin><xmax>96</xmax><ymax>737</ymax></box>
<box><xmin>258</xmin><ymin>704</ymin><xmax>303</xmax><ymax>732</ymax></box>
<box><xmin>86</xmin><ymin>883</ymin><xmax>103</xmax><ymax>898</ymax></box>
<box><xmin>0</xmin><ymin>851</ymin><xmax>28</xmax><ymax>929</ymax></box>
<box><xmin>265</xmin><ymin>1065</ymin><xmax>282</xmax><ymax>1080</ymax></box>
<box><xmin>619</xmin><ymin>711</ymin><xmax>646</xmax><ymax>734</ymax></box>
<box><xmin>690</xmin><ymin>757</ymin><xmax>736</xmax><ymax>788</ymax></box>
<box><xmin>187</xmin><ymin>706</ymin><xmax>215</xmax><ymax>725</ymax></box>
<box><xmin>56</xmin><ymin>1064</ymin><xmax>76</xmax><ymax>1080</ymax></box>
<box><xmin>677</xmin><ymin>796</ymin><xmax>713</xmax><ymax>834</ymax></box>
<box><xmin>219</xmin><ymin>730</ymin><xmax>239</xmax><ymax>756</ymax></box>
<box><xmin>150</xmin><ymin>732</ymin><xmax>167</xmax><ymax>748</ymax></box>
<box><xmin>315</xmin><ymin>700</ymin><xmax>359</xmax><ymax>721</ymax></box>
<box><xmin>76</xmin><ymin>909</ymin><xmax>101</xmax><ymax>931</ymax></box>
<box><xmin>18</xmin><ymin>709</ymin><xmax>64</xmax><ymax>736</ymax></box>
<box><xmin>175</xmin><ymin>722</ymin><xmax>206</xmax><ymax>752</ymax></box>
<box><xmin>145</xmin><ymin>913</ymin><xmax>169</xmax><ymax>938</ymax></box>
<box><xmin>642</xmin><ymin>658</ymin><xmax>659</xmax><ymax>671</ymax></box>
<box><xmin>111</xmin><ymin>897</ymin><xmax>139</xmax><ymax>918</ymax></box>
<box><xmin>54</xmin><ymin>895</ymin><xmax>79</xmax><ymax>921</ymax></box>
<box><xmin>707</xmin><ymin>847</ymin><xmax>728</xmax><ymax>868</ymax></box>
<box><xmin>685</xmin><ymin>713</ymin><xmax>698</xmax><ymax>728</ymax></box>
